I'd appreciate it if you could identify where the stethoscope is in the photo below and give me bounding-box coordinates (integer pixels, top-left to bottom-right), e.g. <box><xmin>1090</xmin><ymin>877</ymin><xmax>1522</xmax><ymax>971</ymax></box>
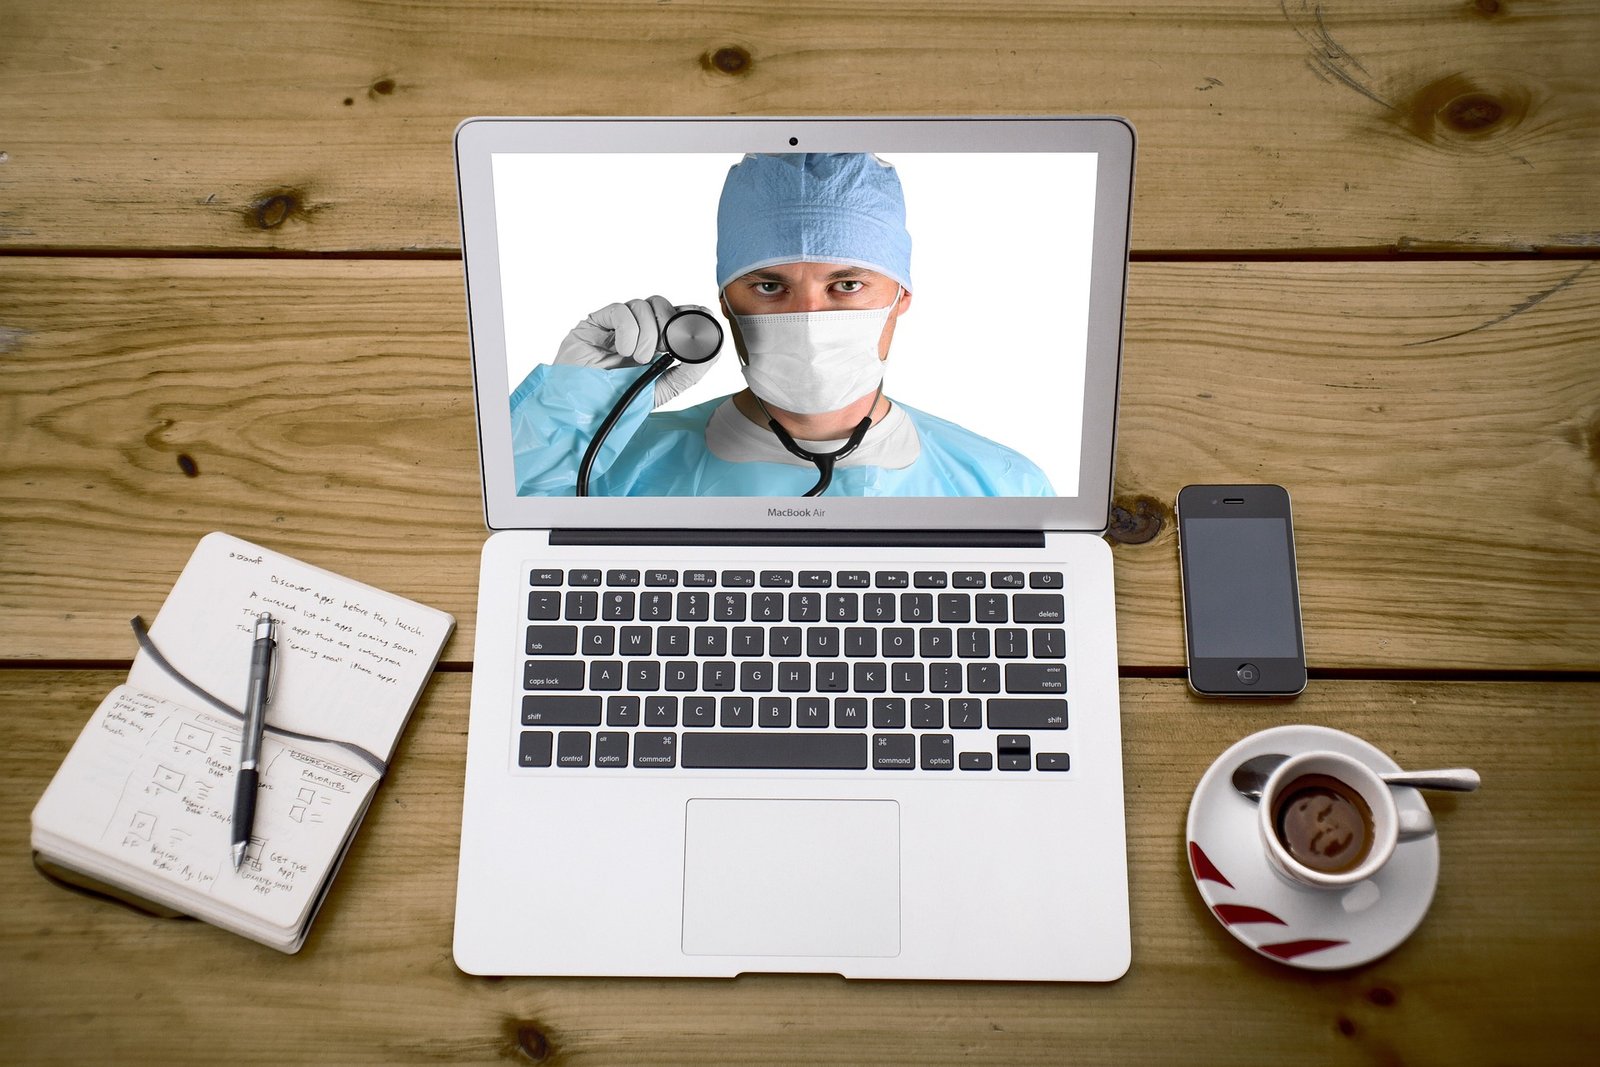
<box><xmin>752</xmin><ymin>384</ymin><xmax>881</xmax><ymax>497</ymax></box>
<box><xmin>576</xmin><ymin>307</ymin><xmax>883</xmax><ymax>498</ymax></box>
<box><xmin>577</xmin><ymin>309</ymin><xmax>723</xmax><ymax>496</ymax></box>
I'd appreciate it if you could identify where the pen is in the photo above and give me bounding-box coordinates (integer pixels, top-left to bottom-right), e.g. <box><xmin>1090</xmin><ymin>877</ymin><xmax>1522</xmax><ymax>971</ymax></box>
<box><xmin>232</xmin><ymin>613</ymin><xmax>276</xmax><ymax>870</ymax></box>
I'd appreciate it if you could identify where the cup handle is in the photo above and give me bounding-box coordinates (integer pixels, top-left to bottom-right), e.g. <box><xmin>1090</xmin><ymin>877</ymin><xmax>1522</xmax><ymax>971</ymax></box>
<box><xmin>1397</xmin><ymin>807</ymin><xmax>1436</xmax><ymax>840</ymax></box>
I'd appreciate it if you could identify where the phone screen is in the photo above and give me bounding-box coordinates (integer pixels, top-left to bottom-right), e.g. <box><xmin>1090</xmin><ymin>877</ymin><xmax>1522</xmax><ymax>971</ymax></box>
<box><xmin>1181</xmin><ymin>517</ymin><xmax>1301</xmax><ymax>659</ymax></box>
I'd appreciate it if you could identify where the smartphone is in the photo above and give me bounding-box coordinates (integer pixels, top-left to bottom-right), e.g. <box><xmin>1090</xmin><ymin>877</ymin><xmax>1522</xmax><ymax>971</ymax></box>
<box><xmin>1176</xmin><ymin>484</ymin><xmax>1307</xmax><ymax>697</ymax></box>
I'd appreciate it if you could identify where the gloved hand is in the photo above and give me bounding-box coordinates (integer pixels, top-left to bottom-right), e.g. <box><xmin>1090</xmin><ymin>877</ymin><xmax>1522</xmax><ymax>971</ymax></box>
<box><xmin>555</xmin><ymin>295</ymin><xmax>720</xmax><ymax>407</ymax></box>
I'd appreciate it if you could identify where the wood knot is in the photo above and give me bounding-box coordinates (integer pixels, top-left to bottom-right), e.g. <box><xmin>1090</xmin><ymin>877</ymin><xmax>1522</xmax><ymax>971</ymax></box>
<box><xmin>703</xmin><ymin>45</ymin><xmax>752</xmax><ymax>76</ymax></box>
<box><xmin>369</xmin><ymin>77</ymin><xmax>396</xmax><ymax>98</ymax></box>
<box><xmin>1366</xmin><ymin>985</ymin><xmax>1398</xmax><ymax>1007</ymax></box>
<box><xmin>513</xmin><ymin>1024</ymin><xmax>552</xmax><ymax>1063</ymax></box>
<box><xmin>1443</xmin><ymin>93</ymin><xmax>1504</xmax><ymax>132</ymax></box>
<box><xmin>1404</xmin><ymin>74</ymin><xmax>1526</xmax><ymax>142</ymax></box>
<box><xmin>247</xmin><ymin>189</ymin><xmax>310</xmax><ymax>230</ymax></box>
<box><xmin>176</xmin><ymin>453</ymin><xmax>200</xmax><ymax>478</ymax></box>
<box><xmin>1578</xmin><ymin>411</ymin><xmax>1600</xmax><ymax>472</ymax></box>
<box><xmin>1336</xmin><ymin>1015</ymin><xmax>1358</xmax><ymax>1037</ymax></box>
<box><xmin>1107</xmin><ymin>495</ymin><xmax>1167</xmax><ymax>545</ymax></box>
<box><xmin>1471</xmin><ymin>0</ymin><xmax>1502</xmax><ymax>15</ymax></box>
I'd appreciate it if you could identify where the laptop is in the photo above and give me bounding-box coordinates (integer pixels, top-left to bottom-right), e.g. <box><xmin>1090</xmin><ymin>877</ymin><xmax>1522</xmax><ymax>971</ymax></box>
<box><xmin>452</xmin><ymin>116</ymin><xmax>1135</xmax><ymax>981</ymax></box>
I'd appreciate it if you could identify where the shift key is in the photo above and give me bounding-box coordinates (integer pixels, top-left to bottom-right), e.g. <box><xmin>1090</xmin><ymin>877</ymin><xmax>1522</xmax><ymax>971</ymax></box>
<box><xmin>987</xmin><ymin>698</ymin><xmax>1068</xmax><ymax>729</ymax></box>
<box><xmin>522</xmin><ymin>694</ymin><xmax>602</xmax><ymax>726</ymax></box>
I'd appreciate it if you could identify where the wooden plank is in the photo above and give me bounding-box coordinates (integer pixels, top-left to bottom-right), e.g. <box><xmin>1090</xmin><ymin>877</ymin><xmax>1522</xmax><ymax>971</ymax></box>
<box><xmin>0</xmin><ymin>1</ymin><xmax>1596</xmax><ymax>253</ymax></box>
<box><xmin>2</xmin><ymin>670</ymin><xmax>1595</xmax><ymax>1063</ymax></box>
<box><xmin>1113</xmin><ymin>258</ymin><xmax>1600</xmax><ymax>672</ymax></box>
<box><xmin>3</xmin><ymin>256</ymin><xmax>1596</xmax><ymax>668</ymax></box>
<box><xmin>0</xmin><ymin>257</ymin><xmax>486</xmax><ymax>664</ymax></box>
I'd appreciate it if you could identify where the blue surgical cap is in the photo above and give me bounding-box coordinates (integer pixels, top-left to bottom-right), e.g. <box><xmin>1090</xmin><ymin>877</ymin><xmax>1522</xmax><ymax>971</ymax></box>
<box><xmin>716</xmin><ymin>153</ymin><xmax>913</xmax><ymax>292</ymax></box>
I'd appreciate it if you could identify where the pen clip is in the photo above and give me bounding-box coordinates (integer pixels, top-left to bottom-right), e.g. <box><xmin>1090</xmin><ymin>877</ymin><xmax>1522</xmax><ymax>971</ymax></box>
<box><xmin>258</xmin><ymin>614</ymin><xmax>281</xmax><ymax>705</ymax></box>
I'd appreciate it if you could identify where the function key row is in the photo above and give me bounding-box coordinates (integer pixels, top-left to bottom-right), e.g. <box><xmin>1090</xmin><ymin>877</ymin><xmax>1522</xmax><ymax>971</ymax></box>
<box><xmin>530</xmin><ymin>569</ymin><xmax>1065</xmax><ymax>590</ymax></box>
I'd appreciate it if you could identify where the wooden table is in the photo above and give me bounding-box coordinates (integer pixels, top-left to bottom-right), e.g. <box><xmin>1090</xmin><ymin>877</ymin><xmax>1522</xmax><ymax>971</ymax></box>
<box><xmin>3</xmin><ymin>2</ymin><xmax>1597</xmax><ymax>1062</ymax></box>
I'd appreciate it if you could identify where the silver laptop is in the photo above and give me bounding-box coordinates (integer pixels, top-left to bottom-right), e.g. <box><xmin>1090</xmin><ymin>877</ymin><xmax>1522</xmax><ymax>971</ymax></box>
<box><xmin>452</xmin><ymin>117</ymin><xmax>1135</xmax><ymax>980</ymax></box>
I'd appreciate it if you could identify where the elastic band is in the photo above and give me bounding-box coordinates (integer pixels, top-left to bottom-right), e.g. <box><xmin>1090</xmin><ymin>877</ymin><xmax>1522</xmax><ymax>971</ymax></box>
<box><xmin>130</xmin><ymin>617</ymin><xmax>387</xmax><ymax>775</ymax></box>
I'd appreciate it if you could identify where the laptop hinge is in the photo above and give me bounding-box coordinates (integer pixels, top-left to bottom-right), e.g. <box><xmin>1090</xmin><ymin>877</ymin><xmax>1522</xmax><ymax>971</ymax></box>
<box><xmin>549</xmin><ymin>528</ymin><xmax>1048</xmax><ymax>549</ymax></box>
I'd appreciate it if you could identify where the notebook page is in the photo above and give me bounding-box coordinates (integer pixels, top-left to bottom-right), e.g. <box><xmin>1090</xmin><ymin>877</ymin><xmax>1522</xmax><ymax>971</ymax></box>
<box><xmin>31</xmin><ymin>686</ymin><xmax>375</xmax><ymax>934</ymax></box>
<box><xmin>127</xmin><ymin>532</ymin><xmax>453</xmax><ymax>763</ymax></box>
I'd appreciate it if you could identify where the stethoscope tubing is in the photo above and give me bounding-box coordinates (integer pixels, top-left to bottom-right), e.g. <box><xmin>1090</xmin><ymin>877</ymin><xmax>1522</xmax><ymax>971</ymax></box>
<box><xmin>756</xmin><ymin>383</ymin><xmax>881</xmax><ymax>498</ymax></box>
<box><xmin>575</xmin><ymin>353</ymin><xmax>674</xmax><ymax>497</ymax></box>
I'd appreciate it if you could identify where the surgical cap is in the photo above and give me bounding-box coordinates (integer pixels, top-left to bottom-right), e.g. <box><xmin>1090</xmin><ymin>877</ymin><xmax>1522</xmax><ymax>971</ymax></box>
<box><xmin>716</xmin><ymin>153</ymin><xmax>913</xmax><ymax>292</ymax></box>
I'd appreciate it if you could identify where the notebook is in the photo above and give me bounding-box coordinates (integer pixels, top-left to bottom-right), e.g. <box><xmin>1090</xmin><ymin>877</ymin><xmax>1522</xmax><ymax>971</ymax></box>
<box><xmin>31</xmin><ymin>533</ymin><xmax>454</xmax><ymax>952</ymax></box>
<box><xmin>452</xmin><ymin>117</ymin><xmax>1135</xmax><ymax>980</ymax></box>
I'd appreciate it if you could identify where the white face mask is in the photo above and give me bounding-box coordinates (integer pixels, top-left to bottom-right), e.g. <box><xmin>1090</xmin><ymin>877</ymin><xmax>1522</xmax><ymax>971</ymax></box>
<box><xmin>733</xmin><ymin>292</ymin><xmax>899</xmax><ymax>415</ymax></box>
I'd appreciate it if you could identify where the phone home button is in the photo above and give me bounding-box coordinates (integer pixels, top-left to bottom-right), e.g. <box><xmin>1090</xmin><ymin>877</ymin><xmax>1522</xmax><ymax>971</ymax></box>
<box><xmin>1236</xmin><ymin>663</ymin><xmax>1261</xmax><ymax>685</ymax></box>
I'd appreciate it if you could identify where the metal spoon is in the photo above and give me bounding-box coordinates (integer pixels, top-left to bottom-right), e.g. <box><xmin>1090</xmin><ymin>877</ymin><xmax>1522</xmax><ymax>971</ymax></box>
<box><xmin>1231</xmin><ymin>753</ymin><xmax>1480</xmax><ymax>801</ymax></box>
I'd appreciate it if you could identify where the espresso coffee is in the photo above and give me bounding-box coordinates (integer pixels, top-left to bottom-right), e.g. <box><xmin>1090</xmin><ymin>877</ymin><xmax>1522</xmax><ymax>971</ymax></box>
<box><xmin>1273</xmin><ymin>773</ymin><xmax>1374</xmax><ymax>873</ymax></box>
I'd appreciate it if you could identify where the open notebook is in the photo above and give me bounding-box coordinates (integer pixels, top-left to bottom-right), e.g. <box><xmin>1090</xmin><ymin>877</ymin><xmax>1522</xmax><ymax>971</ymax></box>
<box><xmin>31</xmin><ymin>533</ymin><xmax>454</xmax><ymax>952</ymax></box>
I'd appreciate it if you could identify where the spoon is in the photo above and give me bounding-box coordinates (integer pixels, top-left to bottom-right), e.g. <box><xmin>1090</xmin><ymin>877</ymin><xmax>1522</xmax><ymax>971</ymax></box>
<box><xmin>1231</xmin><ymin>753</ymin><xmax>1480</xmax><ymax>801</ymax></box>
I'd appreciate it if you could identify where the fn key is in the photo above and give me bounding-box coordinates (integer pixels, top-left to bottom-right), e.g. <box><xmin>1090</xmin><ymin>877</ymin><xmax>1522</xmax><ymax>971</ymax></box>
<box><xmin>518</xmin><ymin>730</ymin><xmax>553</xmax><ymax>767</ymax></box>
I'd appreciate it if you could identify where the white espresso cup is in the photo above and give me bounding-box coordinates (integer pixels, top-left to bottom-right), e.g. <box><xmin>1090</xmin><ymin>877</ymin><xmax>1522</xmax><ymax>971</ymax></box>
<box><xmin>1259</xmin><ymin>750</ymin><xmax>1435</xmax><ymax>889</ymax></box>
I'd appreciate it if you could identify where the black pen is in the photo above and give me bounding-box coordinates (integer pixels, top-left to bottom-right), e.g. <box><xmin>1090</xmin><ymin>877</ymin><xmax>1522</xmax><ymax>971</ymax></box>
<box><xmin>232</xmin><ymin>613</ymin><xmax>276</xmax><ymax>870</ymax></box>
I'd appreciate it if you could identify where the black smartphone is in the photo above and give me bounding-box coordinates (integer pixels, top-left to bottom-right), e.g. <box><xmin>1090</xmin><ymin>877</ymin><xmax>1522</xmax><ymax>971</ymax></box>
<box><xmin>1176</xmin><ymin>484</ymin><xmax>1307</xmax><ymax>697</ymax></box>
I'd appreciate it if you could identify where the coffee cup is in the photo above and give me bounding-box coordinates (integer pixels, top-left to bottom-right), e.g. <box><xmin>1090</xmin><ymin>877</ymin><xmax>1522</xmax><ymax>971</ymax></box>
<box><xmin>1258</xmin><ymin>750</ymin><xmax>1435</xmax><ymax>889</ymax></box>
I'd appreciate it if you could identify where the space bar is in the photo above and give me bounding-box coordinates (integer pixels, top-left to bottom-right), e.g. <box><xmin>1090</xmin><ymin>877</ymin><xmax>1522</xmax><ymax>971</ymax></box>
<box><xmin>681</xmin><ymin>733</ymin><xmax>868</xmax><ymax>770</ymax></box>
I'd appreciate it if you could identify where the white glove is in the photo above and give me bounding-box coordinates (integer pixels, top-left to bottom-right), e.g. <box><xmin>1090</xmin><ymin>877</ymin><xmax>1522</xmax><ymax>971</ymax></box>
<box><xmin>555</xmin><ymin>295</ymin><xmax>719</xmax><ymax>407</ymax></box>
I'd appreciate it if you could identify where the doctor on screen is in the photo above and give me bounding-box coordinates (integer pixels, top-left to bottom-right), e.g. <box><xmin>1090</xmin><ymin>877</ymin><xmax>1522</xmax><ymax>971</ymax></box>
<box><xmin>508</xmin><ymin>152</ymin><xmax>1055</xmax><ymax>498</ymax></box>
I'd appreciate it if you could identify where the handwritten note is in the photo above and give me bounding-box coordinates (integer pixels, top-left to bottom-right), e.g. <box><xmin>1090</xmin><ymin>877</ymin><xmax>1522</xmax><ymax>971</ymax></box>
<box><xmin>127</xmin><ymin>532</ymin><xmax>454</xmax><ymax>764</ymax></box>
<box><xmin>33</xmin><ymin>686</ymin><xmax>375</xmax><ymax>931</ymax></box>
<box><xmin>241</xmin><ymin>550</ymin><xmax>429</xmax><ymax>687</ymax></box>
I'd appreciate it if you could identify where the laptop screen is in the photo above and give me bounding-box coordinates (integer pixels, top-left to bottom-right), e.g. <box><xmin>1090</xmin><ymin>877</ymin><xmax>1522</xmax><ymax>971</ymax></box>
<box><xmin>457</xmin><ymin>119</ymin><xmax>1133</xmax><ymax>532</ymax></box>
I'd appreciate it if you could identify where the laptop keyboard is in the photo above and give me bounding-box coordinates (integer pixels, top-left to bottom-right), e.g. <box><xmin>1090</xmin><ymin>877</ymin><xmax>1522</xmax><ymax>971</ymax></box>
<box><xmin>518</xmin><ymin>566</ymin><xmax>1071</xmax><ymax>774</ymax></box>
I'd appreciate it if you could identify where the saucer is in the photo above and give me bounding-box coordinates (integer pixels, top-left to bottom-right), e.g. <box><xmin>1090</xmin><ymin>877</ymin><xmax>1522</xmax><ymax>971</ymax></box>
<box><xmin>1186</xmin><ymin>724</ymin><xmax>1440</xmax><ymax>971</ymax></box>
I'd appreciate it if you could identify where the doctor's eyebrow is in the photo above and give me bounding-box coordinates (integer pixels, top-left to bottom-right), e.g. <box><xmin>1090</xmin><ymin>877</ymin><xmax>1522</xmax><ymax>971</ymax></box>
<box><xmin>739</xmin><ymin>267</ymin><xmax>877</xmax><ymax>282</ymax></box>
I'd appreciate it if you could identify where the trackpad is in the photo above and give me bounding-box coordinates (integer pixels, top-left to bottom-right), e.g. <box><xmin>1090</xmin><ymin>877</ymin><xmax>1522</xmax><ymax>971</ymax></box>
<box><xmin>682</xmin><ymin>799</ymin><xmax>900</xmax><ymax>958</ymax></box>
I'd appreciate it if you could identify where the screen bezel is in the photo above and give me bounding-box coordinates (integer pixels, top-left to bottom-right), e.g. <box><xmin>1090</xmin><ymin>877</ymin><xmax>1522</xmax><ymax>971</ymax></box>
<box><xmin>456</xmin><ymin>116</ymin><xmax>1134</xmax><ymax>532</ymax></box>
<box><xmin>1177</xmin><ymin>484</ymin><xmax>1308</xmax><ymax>697</ymax></box>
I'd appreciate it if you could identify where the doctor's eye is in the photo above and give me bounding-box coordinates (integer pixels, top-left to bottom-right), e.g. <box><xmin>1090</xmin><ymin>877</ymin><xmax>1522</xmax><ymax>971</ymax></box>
<box><xmin>751</xmin><ymin>281</ymin><xmax>787</xmax><ymax>296</ymax></box>
<box><xmin>832</xmin><ymin>279</ymin><xmax>865</xmax><ymax>294</ymax></box>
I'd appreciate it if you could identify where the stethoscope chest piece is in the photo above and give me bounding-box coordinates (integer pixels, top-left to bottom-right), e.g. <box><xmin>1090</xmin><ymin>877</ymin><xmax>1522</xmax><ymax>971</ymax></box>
<box><xmin>662</xmin><ymin>309</ymin><xmax>722</xmax><ymax>365</ymax></box>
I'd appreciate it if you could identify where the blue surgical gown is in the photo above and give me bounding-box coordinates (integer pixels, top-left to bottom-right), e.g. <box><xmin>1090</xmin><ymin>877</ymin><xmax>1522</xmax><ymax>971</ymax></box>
<box><xmin>509</xmin><ymin>363</ymin><xmax>1055</xmax><ymax>497</ymax></box>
